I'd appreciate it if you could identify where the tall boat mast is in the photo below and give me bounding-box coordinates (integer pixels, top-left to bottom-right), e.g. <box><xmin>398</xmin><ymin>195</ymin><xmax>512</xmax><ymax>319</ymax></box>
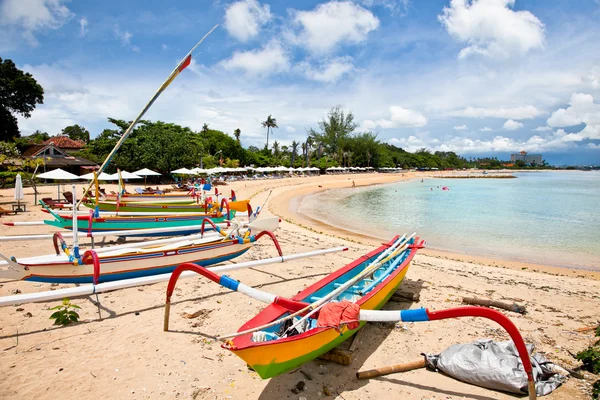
<box><xmin>77</xmin><ymin>24</ymin><xmax>219</xmax><ymax>208</ymax></box>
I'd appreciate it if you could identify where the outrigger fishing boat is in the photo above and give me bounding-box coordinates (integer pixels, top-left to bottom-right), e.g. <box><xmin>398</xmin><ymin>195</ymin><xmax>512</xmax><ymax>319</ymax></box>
<box><xmin>0</xmin><ymin>217</ymin><xmax>280</xmax><ymax>284</ymax></box>
<box><xmin>163</xmin><ymin>234</ymin><xmax>538</xmax><ymax>399</ymax></box>
<box><xmin>38</xmin><ymin>200</ymin><xmax>250</xmax><ymax>237</ymax></box>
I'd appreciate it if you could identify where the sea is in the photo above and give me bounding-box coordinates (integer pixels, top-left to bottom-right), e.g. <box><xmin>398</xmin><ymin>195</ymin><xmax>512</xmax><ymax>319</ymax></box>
<box><xmin>298</xmin><ymin>171</ymin><xmax>600</xmax><ymax>271</ymax></box>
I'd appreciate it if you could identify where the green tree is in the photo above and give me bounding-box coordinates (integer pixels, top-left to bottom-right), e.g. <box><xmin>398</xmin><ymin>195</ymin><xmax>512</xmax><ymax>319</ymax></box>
<box><xmin>62</xmin><ymin>124</ymin><xmax>90</xmax><ymax>143</ymax></box>
<box><xmin>0</xmin><ymin>58</ymin><xmax>44</xmax><ymax>141</ymax></box>
<box><xmin>272</xmin><ymin>140</ymin><xmax>281</xmax><ymax>163</ymax></box>
<box><xmin>308</xmin><ymin>106</ymin><xmax>358</xmax><ymax>163</ymax></box>
<box><xmin>201</xmin><ymin>123</ymin><xmax>210</xmax><ymax>141</ymax></box>
<box><xmin>291</xmin><ymin>140</ymin><xmax>299</xmax><ymax>167</ymax></box>
<box><xmin>233</xmin><ymin>128</ymin><xmax>241</xmax><ymax>144</ymax></box>
<box><xmin>261</xmin><ymin>115</ymin><xmax>278</xmax><ymax>149</ymax></box>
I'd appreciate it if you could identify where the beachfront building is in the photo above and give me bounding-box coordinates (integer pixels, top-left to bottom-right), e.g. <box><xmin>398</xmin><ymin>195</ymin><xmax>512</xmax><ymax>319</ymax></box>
<box><xmin>510</xmin><ymin>151</ymin><xmax>542</xmax><ymax>166</ymax></box>
<box><xmin>22</xmin><ymin>135</ymin><xmax>98</xmax><ymax>174</ymax></box>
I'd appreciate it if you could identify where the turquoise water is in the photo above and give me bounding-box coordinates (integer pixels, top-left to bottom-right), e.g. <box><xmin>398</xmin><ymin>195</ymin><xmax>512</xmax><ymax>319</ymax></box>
<box><xmin>299</xmin><ymin>171</ymin><xmax>600</xmax><ymax>270</ymax></box>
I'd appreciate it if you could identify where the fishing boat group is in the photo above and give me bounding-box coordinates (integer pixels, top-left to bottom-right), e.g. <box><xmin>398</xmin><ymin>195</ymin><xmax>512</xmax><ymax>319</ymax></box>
<box><xmin>0</xmin><ymin>30</ymin><xmax>539</xmax><ymax>399</ymax></box>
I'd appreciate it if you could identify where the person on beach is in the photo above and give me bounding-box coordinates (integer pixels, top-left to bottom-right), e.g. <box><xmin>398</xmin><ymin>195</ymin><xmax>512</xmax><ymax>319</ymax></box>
<box><xmin>352</xmin><ymin>180</ymin><xmax>356</xmax><ymax>188</ymax></box>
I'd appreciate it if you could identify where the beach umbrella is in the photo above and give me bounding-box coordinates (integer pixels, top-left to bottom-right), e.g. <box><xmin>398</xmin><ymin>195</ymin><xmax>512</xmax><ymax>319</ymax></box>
<box><xmin>171</xmin><ymin>167</ymin><xmax>193</xmax><ymax>174</ymax></box>
<box><xmin>118</xmin><ymin>171</ymin><xmax>143</xmax><ymax>180</ymax></box>
<box><xmin>14</xmin><ymin>173</ymin><xmax>24</xmax><ymax>211</ymax></box>
<box><xmin>133</xmin><ymin>168</ymin><xmax>161</xmax><ymax>186</ymax></box>
<box><xmin>79</xmin><ymin>172</ymin><xmax>118</xmax><ymax>181</ymax></box>
<box><xmin>37</xmin><ymin>168</ymin><xmax>80</xmax><ymax>200</ymax></box>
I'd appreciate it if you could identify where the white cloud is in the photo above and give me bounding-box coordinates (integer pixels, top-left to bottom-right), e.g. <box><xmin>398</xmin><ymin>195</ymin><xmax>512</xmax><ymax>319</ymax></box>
<box><xmin>479</xmin><ymin>127</ymin><xmax>492</xmax><ymax>131</ymax></box>
<box><xmin>114</xmin><ymin>25</ymin><xmax>139</xmax><ymax>52</ymax></box>
<box><xmin>161</xmin><ymin>44</ymin><xmax>168</xmax><ymax>50</ymax></box>
<box><xmin>301</xmin><ymin>57</ymin><xmax>354</xmax><ymax>83</ymax></box>
<box><xmin>389</xmin><ymin>130</ymin><xmax>587</xmax><ymax>154</ymax></box>
<box><xmin>584</xmin><ymin>67</ymin><xmax>600</xmax><ymax>89</ymax></box>
<box><xmin>289</xmin><ymin>1</ymin><xmax>379</xmax><ymax>54</ymax></box>
<box><xmin>285</xmin><ymin>126</ymin><xmax>296</xmax><ymax>133</ymax></box>
<box><xmin>0</xmin><ymin>0</ymin><xmax>74</xmax><ymax>49</ymax></box>
<box><xmin>547</xmin><ymin>93</ymin><xmax>600</xmax><ymax>137</ymax></box>
<box><xmin>533</xmin><ymin>126</ymin><xmax>551</xmax><ymax>132</ymax></box>
<box><xmin>224</xmin><ymin>0</ymin><xmax>272</xmax><ymax>42</ymax></box>
<box><xmin>448</xmin><ymin>105</ymin><xmax>543</xmax><ymax>120</ymax></box>
<box><xmin>454</xmin><ymin>124</ymin><xmax>468</xmax><ymax>131</ymax></box>
<box><xmin>363</xmin><ymin>106</ymin><xmax>427</xmax><ymax>129</ymax></box>
<box><xmin>503</xmin><ymin>119</ymin><xmax>523</xmax><ymax>130</ymax></box>
<box><xmin>361</xmin><ymin>0</ymin><xmax>410</xmax><ymax>16</ymax></box>
<box><xmin>78</xmin><ymin>17</ymin><xmax>88</xmax><ymax>37</ymax></box>
<box><xmin>220</xmin><ymin>40</ymin><xmax>290</xmax><ymax>76</ymax></box>
<box><xmin>438</xmin><ymin>0</ymin><xmax>545</xmax><ymax>59</ymax></box>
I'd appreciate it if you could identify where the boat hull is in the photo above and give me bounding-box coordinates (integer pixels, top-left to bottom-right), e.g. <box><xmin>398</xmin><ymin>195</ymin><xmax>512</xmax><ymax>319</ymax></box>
<box><xmin>12</xmin><ymin>240</ymin><xmax>251</xmax><ymax>284</ymax></box>
<box><xmin>227</xmin><ymin>236</ymin><xmax>418</xmax><ymax>379</ymax></box>
<box><xmin>45</xmin><ymin>213</ymin><xmax>231</xmax><ymax>236</ymax></box>
<box><xmin>85</xmin><ymin>199</ymin><xmax>250</xmax><ymax>214</ymax></box>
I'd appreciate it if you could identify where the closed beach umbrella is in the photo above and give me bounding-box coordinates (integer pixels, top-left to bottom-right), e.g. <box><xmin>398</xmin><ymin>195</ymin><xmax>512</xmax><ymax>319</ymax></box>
<box><xmin>14</xmin><ymin>173</ymin><xmax>24</xmax><ymax>211</ymax></box>
<box><xmin>132</xmin><ymin>168</ymin><xmax>161</xmax><ymax>186</ymax></box>
<box><xmin>37</xmin><ymin>168</ymin><xmax>80</xmax><ymax>200</ymax></box>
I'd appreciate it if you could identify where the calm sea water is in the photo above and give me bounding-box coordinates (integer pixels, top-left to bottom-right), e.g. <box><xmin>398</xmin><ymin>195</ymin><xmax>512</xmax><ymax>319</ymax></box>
<box><xmin>299</xmin><ymin>171</ymin><xmax>600</xmax><ymax>270</ymax></box>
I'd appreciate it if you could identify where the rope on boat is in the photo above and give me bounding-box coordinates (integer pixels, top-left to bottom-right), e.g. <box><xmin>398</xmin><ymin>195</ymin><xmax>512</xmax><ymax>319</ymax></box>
<box><xmin>217</xmin><ymin>234</ymin><xmax>415</xmax><ymax>340</ymax></box>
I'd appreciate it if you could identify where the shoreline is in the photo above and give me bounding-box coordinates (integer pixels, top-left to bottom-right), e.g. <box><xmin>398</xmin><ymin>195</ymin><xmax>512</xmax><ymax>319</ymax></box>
<box><xmin>270</xmin><ymin>172</ymin><xmax>600</xmax><ymax>281</ymax></box>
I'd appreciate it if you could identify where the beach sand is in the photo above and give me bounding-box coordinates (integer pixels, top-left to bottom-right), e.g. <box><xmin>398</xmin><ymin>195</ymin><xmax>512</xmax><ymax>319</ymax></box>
<box><xmin>1</xmin><ymin>173</ymin><xmax>599</xmax><ymax>399</ymax></box>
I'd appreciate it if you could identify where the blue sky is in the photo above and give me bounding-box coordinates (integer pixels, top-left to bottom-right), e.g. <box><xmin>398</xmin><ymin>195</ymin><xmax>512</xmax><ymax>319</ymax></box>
<box><xmin>1</xmin><ymin>0</ymin><xmax>600</xmax><ymax>164</ymax></box>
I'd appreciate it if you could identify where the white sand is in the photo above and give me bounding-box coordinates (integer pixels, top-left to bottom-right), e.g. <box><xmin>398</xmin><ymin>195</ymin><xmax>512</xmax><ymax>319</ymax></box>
<box><xmin>1</xmin><ymin>173</ymin><xmax>598</xmax><ymax>399</ymax></box>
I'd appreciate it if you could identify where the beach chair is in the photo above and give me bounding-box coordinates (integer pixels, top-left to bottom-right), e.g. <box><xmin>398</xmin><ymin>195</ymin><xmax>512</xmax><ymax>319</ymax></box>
<box><xmin>134</xmin><ymin>188</ymin><xmax>145</xmax><ymax>194</ymax></box>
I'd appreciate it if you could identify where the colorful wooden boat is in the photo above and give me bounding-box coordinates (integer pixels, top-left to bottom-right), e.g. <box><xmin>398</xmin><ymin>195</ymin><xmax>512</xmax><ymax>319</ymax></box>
<box><xmin>165</xmin><ymin>235</ymin><xmax>423</xmax><ymax>378</ymax></box>
<box><xmin>43</xmin><ymin>209</ymin><xmax>236</xmax><ymax>236</ymax></box>
<box><xmin>82</xmin><ymin>198</ymin><xmax>251</xmax><ymax>214</ymax></box>
<box><xmin>0</xmin><ymin>225</ymin><xmax>280</xmax><ymax>284</ymax></box>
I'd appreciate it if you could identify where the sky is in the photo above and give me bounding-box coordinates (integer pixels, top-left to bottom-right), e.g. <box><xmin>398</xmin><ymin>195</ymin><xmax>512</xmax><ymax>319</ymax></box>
<box><xmin>1</xmin><ymin>0</ymin><xmax>600</xmax><ymax>165</ymax></box>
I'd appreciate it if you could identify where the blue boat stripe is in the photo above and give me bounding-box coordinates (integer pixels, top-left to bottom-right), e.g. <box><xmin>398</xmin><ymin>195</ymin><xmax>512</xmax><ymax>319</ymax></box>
<box><xmin>400</xmin><ymin>308</ymin><xmax>429</xmax><ymax>322</ymax></box>
<box><xmin>220</xmin><ymin>275</ymin><xmax>240</xmax><ymax>291</ymax></box>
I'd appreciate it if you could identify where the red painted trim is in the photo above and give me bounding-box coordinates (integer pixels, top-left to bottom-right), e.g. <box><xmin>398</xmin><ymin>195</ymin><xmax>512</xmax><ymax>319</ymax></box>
<box><xmin>82</xmin><ymin>250</ymin><xmax>100</xmax><ymax>285</ymax></box>
<box><xmin>53</xmin><ymin>232</ymin><xmax>65</xmax><ymax>255</ymax></box>
<box><xmin>428</xmin><ymin>306</ymin><xmax>534</xmax><ymax>385</ymax></box>
<box><xmin>166</xmin><ymin>262</ymin><xmax>220</xmax><ymax>302</ymax></box>
<box><xmin>254</xmin><ymin>231</ymin><xmax>283</xmax><ymax>256</ymax></box>
<box><xmin>220</xmin><ymin>198</ymin><xmax>230</xmax><ymax>220</ymax></box>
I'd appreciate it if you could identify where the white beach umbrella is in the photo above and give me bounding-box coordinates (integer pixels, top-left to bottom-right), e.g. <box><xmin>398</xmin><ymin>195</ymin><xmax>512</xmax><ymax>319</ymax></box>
<box><xmin>132</xmin><ymin>168</ymin><xmax>161</xmax><ymax>186</ymax></box>
<box><xmin>80</xmin><ymin>172</ymin><xmax>117</xmax><ymax>180</ymax></box>
<box><xmin>14</xmin><ymin>173</ymin><xmax>24</xmax><ymax>210</ymax></box>
<box><xmin>171</xmin><ymin>167</ymin><xmax>193</xmax><ymax>174</ymax></box>
<box><xmin>119</xmin><ymin>171</ymin><xmax>143</xmax><ymax>180</ymax></box>
<box><xmin>37</xmin><ymin>168</ymin><xmax>80</xmax><ymax>200</ymax></box>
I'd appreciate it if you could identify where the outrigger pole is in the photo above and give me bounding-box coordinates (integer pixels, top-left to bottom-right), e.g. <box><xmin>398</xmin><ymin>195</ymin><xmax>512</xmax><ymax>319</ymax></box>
<box><xmin>76</xmin><ymin>24</ymin><xmax>219</xmax><ymax>210</ymax></box>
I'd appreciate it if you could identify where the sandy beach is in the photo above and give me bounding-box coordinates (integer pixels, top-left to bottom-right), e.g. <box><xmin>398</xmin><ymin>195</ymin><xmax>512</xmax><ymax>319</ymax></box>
<box><xmin>1</xmin><ymin>173</ymin><xmax>599</xmax><ymax>399</ymax></box>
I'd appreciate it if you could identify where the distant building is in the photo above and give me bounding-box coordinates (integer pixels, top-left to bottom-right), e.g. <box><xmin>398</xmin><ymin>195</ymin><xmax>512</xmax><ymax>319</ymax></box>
<box><xmin>22</xmin><ymin>136</ymin><xmax>97</xmax><ymax>174</ymax></box>
<box><xmin>510</xmin><ymin>151</ymin><xmax>542</xmax><ymax>166</ymax></box>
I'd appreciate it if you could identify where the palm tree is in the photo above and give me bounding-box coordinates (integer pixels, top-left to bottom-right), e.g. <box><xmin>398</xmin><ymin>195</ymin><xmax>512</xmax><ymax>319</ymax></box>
<box><xmin>301</xmin><ymin>142</ymin><xmax>306</xmax><ymax>167</ymax></box>
<box><xmin>272</xmin><ymin>141</ymin><xmax>281</xmax><ymax>163</ymax></box>
<box><xmin>201</xmin><ymin>123</ymin><xmax>210</xmax><ymax>140</ymax></box>
<box><xmin>291</xmin><ymin>141</ymin><xmax>299</xmax><ymax>167</ymax></box>
<box><xmin>261</xmin><ymin>115</ymin><xmax>278</xmax><ymax>149</ymax></box>
<box><xmin>305</xmin><ymin>137</ymin><xmax>313</xmax><ymax>167</ymax></box>
<box><xmin>233</xmin><ymin>128</ymin><xmax>241</xmax><ymax>144</ymax></box>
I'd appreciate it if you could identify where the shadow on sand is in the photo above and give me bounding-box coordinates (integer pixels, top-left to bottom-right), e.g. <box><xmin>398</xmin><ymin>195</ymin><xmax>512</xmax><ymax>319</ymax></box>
<box><xmin>255</xmin><ymin>278</ymin><xmax>463</xmax><ymax>400</ymax></box>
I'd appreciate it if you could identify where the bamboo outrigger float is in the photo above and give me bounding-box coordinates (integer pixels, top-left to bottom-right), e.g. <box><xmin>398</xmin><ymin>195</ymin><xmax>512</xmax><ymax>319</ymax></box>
<box><xmin>163</xmin><ymin>235</ymin><xmax>537</xmax><ymax>399</ymax></box>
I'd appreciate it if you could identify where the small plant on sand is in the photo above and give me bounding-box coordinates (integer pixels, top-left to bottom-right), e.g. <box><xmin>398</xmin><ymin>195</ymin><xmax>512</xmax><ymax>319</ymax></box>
<box><xmin>49</xmin><ymin>298</ymin><xmax>81</xmax><ymax>326</ymax></box>
<box><xmin>592</xmin><ymin>380</ymin><xmax>599</xmax><ymax>400</ymax></box>
<box><xmin>576</xmin><ymin>325</ymin><xmax>600</xmax><ymax>374</ymax></box>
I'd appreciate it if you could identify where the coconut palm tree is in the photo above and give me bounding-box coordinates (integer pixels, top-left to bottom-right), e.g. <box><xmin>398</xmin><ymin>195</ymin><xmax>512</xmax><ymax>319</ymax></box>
<box><xmin>261</xmin><ymin>115</ymin><xmax>278</xmax><ymax>149</ymax></box>
<box><xmin>233</xmin><ymin>128</ymin><xmax>241</xmax><ymax>144</ymax></box>
<box><xmin>305</xmin><ymin>137</ymin><xmax>313</xmax><ymax>167</ymax></box>
<box><xmin>272</xmin><ymin>140</ymin><xmax>281</xmax><ymax>163</ymax></box>
<box><xmin>201</xmin><ymin>123</ymin><xmax>210</xmax><ymax>140</ymax></box>
<box><xmin>301</xmin><ymin>142</ymin><xmax>306</xmax><ymax>167</ymax></box>
<box><xmin>291</xmin><ymin>140</ymin><xmax>299</xmax><ymax>167</ymax></box>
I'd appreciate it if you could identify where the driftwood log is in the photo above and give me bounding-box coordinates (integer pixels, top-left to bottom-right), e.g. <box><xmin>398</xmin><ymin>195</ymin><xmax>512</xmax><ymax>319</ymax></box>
<box><xmin>357</xmin><ymin>358</ymin><xmax>427</xmax><ymax>379</ymax></box>
<box><xmin>462</xmin><ymin>297</ymin><xmax>527</xmax><ymax>314</ymax></box>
